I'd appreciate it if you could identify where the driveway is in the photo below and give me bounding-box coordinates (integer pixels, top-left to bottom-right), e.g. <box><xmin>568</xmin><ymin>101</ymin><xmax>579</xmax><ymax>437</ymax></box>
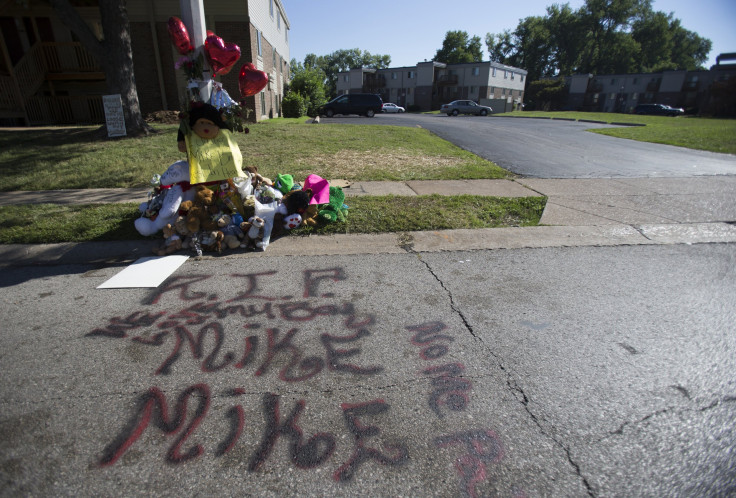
<box><xmin>322</xmin><ymin>113</ymin><xmax>736</xmax><ymax>178</ymax></box>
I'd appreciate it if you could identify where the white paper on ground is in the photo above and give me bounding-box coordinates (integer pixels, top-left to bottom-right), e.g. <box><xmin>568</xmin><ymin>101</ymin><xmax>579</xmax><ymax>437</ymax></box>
<box><xmin>96</xmin><ymin>255</ymin><xmax>189</xmax><ymax>289</ymax></box>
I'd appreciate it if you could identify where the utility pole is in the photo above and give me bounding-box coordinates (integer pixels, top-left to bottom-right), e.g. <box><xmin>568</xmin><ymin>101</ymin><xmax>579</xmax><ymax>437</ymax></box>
<box><xmin>179</xmin><ymin>0</ymin><xmax>211</xmax><ymax>101</ymax></box>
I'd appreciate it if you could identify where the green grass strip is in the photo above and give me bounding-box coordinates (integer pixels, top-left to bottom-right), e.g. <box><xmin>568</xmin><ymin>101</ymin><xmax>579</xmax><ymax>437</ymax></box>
<box><xmin>0</xmin><ymin>195</ymin><xmax>546</xmax><ymax>244</ymax></box>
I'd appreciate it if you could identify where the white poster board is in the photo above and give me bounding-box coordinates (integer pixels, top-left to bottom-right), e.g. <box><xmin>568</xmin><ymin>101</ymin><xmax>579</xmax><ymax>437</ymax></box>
<box><xmin>102</xmin><ymin>94</ymin><xmax>127</xmax><ymax>137</ymax></box>
<box><xmin>97</xmin><ymin>255</ymin><xmax>189</xmax><ymax>288</ymax></box>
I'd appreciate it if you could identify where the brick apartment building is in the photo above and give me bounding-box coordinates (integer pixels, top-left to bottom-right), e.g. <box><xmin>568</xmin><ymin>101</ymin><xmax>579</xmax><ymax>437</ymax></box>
<box><xmin>0</xmin><ymin>0</ymin><xmax>290</xmax><ymax>126</ymax></box>
<box><xmin>564</xmin><ymin>53</ymin><xmax>736</xmax><ymax>115</ymax></box>
<box><xmin>337</xmin><ymin>60</ymin><xmax>528</xmax><ymax>112</ymax></box>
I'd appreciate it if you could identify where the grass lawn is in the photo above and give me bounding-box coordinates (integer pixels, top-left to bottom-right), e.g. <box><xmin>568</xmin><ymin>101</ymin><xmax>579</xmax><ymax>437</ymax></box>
<box><xmin>497</xmin><ymin>111</ymin><xmax>736</xmax><ymax>154</ymax></box>
<box><xmin>0</xmin><ymin>118</ymin><xmax>508</xmax><ymax>192</ymax></box>
<box><xmin>0</xmin><ymin>118</ymin><xmax>534</xmax><ymax>243</ymax></box>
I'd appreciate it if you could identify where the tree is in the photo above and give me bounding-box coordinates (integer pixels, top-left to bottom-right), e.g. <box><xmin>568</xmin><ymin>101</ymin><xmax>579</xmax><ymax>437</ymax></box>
<box><xmin>485</xmin><ymin>30</ymin><xmax>514</xmax><ymax>63</ymax></box>
<box><xmin>49</xmin><ymin>0</ymin><xmax>153</xmax><ymax>137</ymax></box>
<box><xmin>287</xmin><ymin>60</ymin><xmax>327</xmax><ymax>117</ymax></box>
<box><xmin>484</xmin><ymin>0</ymin><xmax>712</xmax><ymax>81</ymax></box>
<box><xmin>434</xmin><ymin>31</ymin><xmax>484</xmax><ymax>64</ymax></box>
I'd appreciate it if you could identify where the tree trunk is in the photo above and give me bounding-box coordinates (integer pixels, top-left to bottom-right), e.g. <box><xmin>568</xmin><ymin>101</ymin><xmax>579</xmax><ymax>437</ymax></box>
<box><xmin>49</xmin><ymin>0</ymin><xmax>155</xmax><ymax>137</ymax></box>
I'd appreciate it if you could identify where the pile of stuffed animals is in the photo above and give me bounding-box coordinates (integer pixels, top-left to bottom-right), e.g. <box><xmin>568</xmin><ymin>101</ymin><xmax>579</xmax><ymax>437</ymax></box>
<box><xmin>135</xmin><ymin>102</ymin><xmax>348</xmax><ymax>257</ymax></box>
<box><xmin>135</xmin><ymin>160</ymin><xmax>348</xmax><ymax>257</ymax></box>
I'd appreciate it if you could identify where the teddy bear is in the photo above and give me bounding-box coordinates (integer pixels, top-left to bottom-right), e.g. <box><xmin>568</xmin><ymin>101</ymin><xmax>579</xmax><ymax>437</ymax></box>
<box><xmin>153</xmin><ymin>223</ymin><xmax>182</xmax><ymax>256</ymax></box>
<box><xmin>272</xmin><ymin>188</ymin><xmax>312</xmax><ymax>236</ymax></box>
<box><xmin>134</xmin><ymin>160</ymin><xmax>195</xmax><ymax>236</ymax></box>
<box><xmin>240</xmin><ymin>216</ymin><xmax>265</xmax><ymax>250</ymax></box>
<box><xmin>173</xmin><ymin>215</ymin><xmax>193</xmax><ymax>249</ymax></box>
<box><xmin>216</xmin><ymin>213</ymin><xmax>245</xmax><ymax>249</ymax></box>
<box><xmin>179</xmin><ymin>185</ymin><xmax>218</xmax><ymax>233</ymax></box>
<box><xmin>199</xmin><ymin>230</ymin><xmax>224</xmax><ymax>253</ymax></box>
<box><xmin>319</xmin><ymin>186</ymin><xmax>348</xmax><ymax>223</ymax></box>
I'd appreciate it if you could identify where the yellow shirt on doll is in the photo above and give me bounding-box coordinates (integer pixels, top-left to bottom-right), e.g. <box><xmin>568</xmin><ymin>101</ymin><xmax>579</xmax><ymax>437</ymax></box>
<box><xmin>185</xmin><ymin>127</ymin><xmax>245</xmax><ymax>184</ymax></box>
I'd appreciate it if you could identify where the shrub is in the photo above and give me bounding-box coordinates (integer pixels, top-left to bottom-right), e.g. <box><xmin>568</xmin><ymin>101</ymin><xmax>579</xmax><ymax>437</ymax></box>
<box><xmin>407</xmin><ymin>104</ymin><xmax>421</xmax><ymax>112</ymax></box>
<box><xmin>282</xmin><ymin>92</ymin><xmax>306</xmax><ymax>118</ymax></box>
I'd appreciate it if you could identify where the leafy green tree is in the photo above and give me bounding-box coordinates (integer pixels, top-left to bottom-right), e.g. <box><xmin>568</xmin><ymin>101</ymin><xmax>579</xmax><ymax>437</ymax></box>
<box><xmin>434</xmin><ymin>30</ymin><xmax>484</xmax><ymax>64</ymax></box>
<box><xmin>484</xmin><ymin>0</ymin><xmax>711</xmax><ymax>81</ymax></box>
<box><xmin>288</xmin><ymin>60</ymin><xmax>327</xmax><ymax>116</ymax></box>
<box><xmin>485</xmin><ymin>30</ymin><xmax>514</xmax><ymax>63</ymax></box>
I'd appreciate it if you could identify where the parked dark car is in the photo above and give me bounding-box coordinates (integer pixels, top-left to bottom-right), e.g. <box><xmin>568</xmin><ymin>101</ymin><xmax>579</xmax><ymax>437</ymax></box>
<box><xmin>440</xmin><ymin>100</ymin><xmax>492</xmax><ymax>116</ymax></box>
<box><xmin>634</xmin><ymin>103</ymin><xmax>684</xmax><ymax>116</ymax></box>
<box><xmin>319</xmin><ymin>94</ymin><xmax>383</xmax><ymax>117</ymax></box>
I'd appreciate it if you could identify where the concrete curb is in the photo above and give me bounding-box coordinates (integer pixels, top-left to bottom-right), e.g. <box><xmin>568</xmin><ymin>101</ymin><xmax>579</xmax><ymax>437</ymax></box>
<box><xmin>2</xmin><ymin>222</ymin><xmax>735</xmax><ymax>267</ymax></box>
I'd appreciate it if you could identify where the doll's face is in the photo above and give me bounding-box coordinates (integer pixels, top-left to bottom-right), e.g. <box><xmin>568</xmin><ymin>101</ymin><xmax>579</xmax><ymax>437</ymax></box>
<box><xmin>192</xmin><ymin>118</ymin><xmax>220</xmax><ymax>140</ymax></box>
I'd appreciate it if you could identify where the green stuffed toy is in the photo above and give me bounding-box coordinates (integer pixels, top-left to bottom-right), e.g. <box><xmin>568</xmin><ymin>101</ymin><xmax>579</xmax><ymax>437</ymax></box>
<box><xmin>318</xmin><ymin>186</ymin><xmax>348</xmax><ymax>223</ymax></box>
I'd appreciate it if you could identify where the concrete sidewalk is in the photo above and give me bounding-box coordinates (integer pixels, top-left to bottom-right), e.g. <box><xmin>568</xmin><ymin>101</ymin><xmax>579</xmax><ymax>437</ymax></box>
<box><xmin>1</xmin><ymin>177</ymin><xmax>735</xmax><ymax>265</ymax></box>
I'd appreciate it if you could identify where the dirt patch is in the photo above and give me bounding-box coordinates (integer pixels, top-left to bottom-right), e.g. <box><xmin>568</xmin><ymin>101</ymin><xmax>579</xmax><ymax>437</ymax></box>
<box><xmin>145</xmin><ymin>110</ymin><xmax>181</xmax><ymax>124</ymax></box>
<box><xmin>293</xmin><ymin>149</ymin><xmax>465</xmax><ymax>177</ymax></box>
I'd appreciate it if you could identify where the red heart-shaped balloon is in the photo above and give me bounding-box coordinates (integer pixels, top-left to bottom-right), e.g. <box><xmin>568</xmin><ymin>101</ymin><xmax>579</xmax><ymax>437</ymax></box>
<box><xmin>167</xmin><ymin>17</ymin><xmax>192</xmax><ymax>55</ymax></box>
<box><xmin>238</xmin><ymin>63</ymin><xmax>269</xmax><ymax>98</ymax></box>
<box><xmin>204</xmin><ymin>34</ymin><xmax>241</xmax><ymax>76</ymax></box>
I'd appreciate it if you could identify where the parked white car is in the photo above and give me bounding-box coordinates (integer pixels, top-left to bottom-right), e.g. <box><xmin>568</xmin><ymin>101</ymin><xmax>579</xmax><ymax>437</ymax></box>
<box><xmin>381</xmin><ymin>103</ymin><xmax>405</xmax><ymax>113</ymax></box>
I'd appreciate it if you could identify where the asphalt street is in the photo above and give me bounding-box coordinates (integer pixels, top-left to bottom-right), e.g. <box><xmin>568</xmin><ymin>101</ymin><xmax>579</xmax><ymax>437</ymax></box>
<box><xmin>1</xmin><ymin>116</ymin><xmax>735</xmax><ymax>496</ymax></box>
<box><xmin>325</xmin><ymin>113</ymin><xmax>736</xmax><ymax>178</ymax></box>
<box><xmin>1</xmin><ymin>243</ymin><xmax>735</xmax><ymax>496</ymax></box>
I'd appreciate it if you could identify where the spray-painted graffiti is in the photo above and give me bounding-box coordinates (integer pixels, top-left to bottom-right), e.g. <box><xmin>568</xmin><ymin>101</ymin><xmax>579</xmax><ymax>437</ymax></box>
<box><xmin>87</xmin><ymin>269</ymin><xmax>513</xmax><ymax>491</ymax></box>
<box><xmin>406</xmin><ymin>321</ymin><xmax>472</xmax><ymax>417</ymax></box>
<box><xmin>406</xmin><ymin>321</ymin><xmax>507</xmax><ymax>497</ymax></box>
<box><xmin>87</xmin><ymin>270</ymin><xmax>381</xmax><ymax>380</ymax></box>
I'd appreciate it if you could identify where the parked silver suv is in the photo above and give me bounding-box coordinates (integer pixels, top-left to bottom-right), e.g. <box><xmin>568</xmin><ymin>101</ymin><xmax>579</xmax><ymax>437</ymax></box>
<box><xmin>441</xmin><ymin>100</ymin><xmax>492</xmax><ymax>116</ymax></box>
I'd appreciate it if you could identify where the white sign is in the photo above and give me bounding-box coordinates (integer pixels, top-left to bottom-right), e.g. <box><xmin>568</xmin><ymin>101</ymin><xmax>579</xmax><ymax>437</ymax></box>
<box><xmin>102</xmin><ymin>94</ymin><xmax>127</xmax><ymax>137</ymax></box>
<box><xmin>97</xmin><ymin>255</ymin><xmax>189</xmax><ymax>289</ymax></box>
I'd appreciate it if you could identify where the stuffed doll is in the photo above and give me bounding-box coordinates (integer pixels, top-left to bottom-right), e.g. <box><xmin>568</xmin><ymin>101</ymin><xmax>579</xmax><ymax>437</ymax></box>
<box><xmin>240</xmin><ymin>216</ymin><xmax>265</xmax><ymax>250</ymax></box>
<box><xmin>135</xmin><ymin>160</ymin><xmax>195</xmax><ymax>236</ymax></box>
<box><xmin>319</xmin><ymin>186</ymin><xmax>348</xmax><ymax>223</ymax></box>
<box><xmin>216</xmin><ymin>213</ymin><xmax>245</xmax><ymax>249</ymax></box>
<box><xmin>273</xmin><ymin>188</ymin><xmax>312</xmax><ymax>235</ymax></box>
<box><xmin>199</xmin><ymin>230</ymin><xmax>224</xmax><ymax>253</ymax></box>
<box><xmin>153</xmin><ymin>224</ymin><xmax>182</xmax><ymax>256</ymax></box>
<box><xmin>174</xmin><ymin>215</ymin><xmax>193</xmax><ymax>249</ymax></box>
<box><xmin>282</xmin><ymin>213</ymin><xmax>302</xmax><ymax>230</ymax></box>
<box><xmin>179</xmin><ymin>185</ymin><xmax>218</xmax><ymax>233</ymax></box>
<box><xmin>180</xmin><ymin>103</ymin><xmax>246</xmax><ymax>184</ymax></box>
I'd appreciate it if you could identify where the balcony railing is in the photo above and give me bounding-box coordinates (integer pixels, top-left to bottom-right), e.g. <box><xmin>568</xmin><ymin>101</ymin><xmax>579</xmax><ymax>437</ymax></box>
<box><xmin>25</xmin><ymin>95</ymin><xmax>105</xmax><ymax>125</ymax></box>
<box><xmin>436</xmin><ymin>74</ymin><xmax>458</xmax><ymax>85</ymax></box>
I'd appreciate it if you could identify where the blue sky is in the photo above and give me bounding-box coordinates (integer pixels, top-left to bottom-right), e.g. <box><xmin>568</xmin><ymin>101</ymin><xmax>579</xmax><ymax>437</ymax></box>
<box><xmin>282</xmin><ymin>0</ymin><xmax>735</xmax><ymax>69</ymax></box>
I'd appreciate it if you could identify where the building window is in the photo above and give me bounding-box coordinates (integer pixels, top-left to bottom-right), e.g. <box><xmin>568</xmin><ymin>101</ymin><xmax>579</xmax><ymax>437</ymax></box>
<box><xmin>492</xmin><ymin>67</ymin><xmax>496</xmax><ymax>77</ymax></box>
<box><xmin>391</xmin><ymin>72</ymin><xmax>397</xmax><ymax>80</ymax></box>
<box><xmin>277</xmin><ymin>12</ymin><xmax>281</xmax><ymax>30</ymax></box>
<box><xmin>632</xmin><ymin>92</ymin><xmax>638</xmax><ymax>100</ymax></box>
<box><xmin>502</xmin><ymin>88</ymin><xmax>506</xmax><ymax>95</ymax></box>
<box><xmin>633</xmin><ymin>77</ymin><xmax>638</xmax><ymax>84</ymax></box>
<box><xmin>407</xmin><ymin>88</ymin><xmax>411</xmax><ymax>95</ymax></box>
<box><xmin>470</xmin><ymin>86</ymin><xmax>476</xmax><ymax>94</ymax></box>
<box><xmin>269</xmin><ymin>0</ymin><xmax>274</xmax><ymax>17</ymax></box>
<box><xmin>285</xmin><ymin>28</ymin><xmax>288</xmax><ymax>42</ymax></box>
<box><xmin>260</xmin><ymin>92</ymin><xmax>266</xmax><ymax>115</ymax></box>
<box><xmin>256</xmin><ymin>30</ymin><xmax>262</xmax><ymax>57</ymax></box>
<box><xmin>610</xmin><ymin>92</ymin><xmax>616</xmax><ymax>100</ymax></box>
<box><xmin>472</xmin><ymin>67</ymin><xmax>479</xmax><ymax>76</ymax></box>
<box><xmin>490</xmin><ymin>86</ymin><xmax>494</xmax><ymax>95</ymax></box>
<box><xmin>611</xmin><ymin>78</ymin><xmax>616</xmax><ymax>84</ymax></box>
<box><xmin>504</xmin><ymin>70</ymin><xmax>508</xmax><ymax>79</ymax></box>
<box><xmin>408</xmin><ymin>71</ymin><xmax>414</xmax><ymax>78</ymax></box>
<box><xmin>343</xmin><ymin>75</ymin><xmax>349</xmax><ymax>82</ymax></box>
<box><xmin>272</xmin><ymin>51</ymin><xmax>276</xmax><ymax>68</ymax></box>
<box><xmin>593</xmin><ymin>93</ymin><xmax>599</xmax><ymax>104</ymax></box>
<box><xmin>510</xmin><ymin>72</ymin><xmax>514</xmax><ymax>80</ymax></box>
<box><xmin>520</xmin><ymin>74</ymin><xmax>524</xmax><ymax>82</ymax></box>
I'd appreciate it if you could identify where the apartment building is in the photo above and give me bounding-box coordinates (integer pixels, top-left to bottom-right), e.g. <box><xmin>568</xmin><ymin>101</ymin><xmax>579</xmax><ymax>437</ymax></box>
<box><xmin>565</xmin><ymin>53</ymin><xmax>735</xmax><ymax>115</ymax></box>
<box><xmin>0</xmin><ymin>0</ymin><xmax>290</xmax><ymax>126</ymax></box>
<box><xmin>337</xmin><ymin>60</ymin><xmax>528</xmax><ymax>112</ymax></box>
